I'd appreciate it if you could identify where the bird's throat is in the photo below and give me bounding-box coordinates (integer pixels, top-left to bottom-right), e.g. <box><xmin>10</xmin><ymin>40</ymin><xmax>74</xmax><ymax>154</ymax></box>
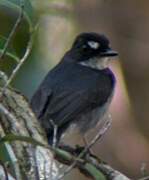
<box><xmin>79</xmin><ymin>57</ymin><xmax>110</xmax><ymax>70</ymax></box>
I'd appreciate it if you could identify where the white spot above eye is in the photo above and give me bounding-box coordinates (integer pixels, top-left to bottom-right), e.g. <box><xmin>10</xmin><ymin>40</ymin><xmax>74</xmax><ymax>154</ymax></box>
<box><xmin>87</xmin><ymin>41</ymin><xmax>100</xmax><ymax>49</ymax></box>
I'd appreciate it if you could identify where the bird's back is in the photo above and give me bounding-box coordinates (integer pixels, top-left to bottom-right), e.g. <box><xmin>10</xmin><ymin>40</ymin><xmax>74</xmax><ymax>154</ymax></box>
<box><xmin>30</xmin><ymin>61</ymin><xmax>115</xmax><ymax>143</ymax></box>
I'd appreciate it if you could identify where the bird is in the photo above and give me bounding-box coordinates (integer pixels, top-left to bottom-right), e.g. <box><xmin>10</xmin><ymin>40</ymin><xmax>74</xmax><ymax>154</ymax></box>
<box><xmin>30</xmin><ymin>32</ymin><xmax>118</xmax><ymax>145</ymax></box>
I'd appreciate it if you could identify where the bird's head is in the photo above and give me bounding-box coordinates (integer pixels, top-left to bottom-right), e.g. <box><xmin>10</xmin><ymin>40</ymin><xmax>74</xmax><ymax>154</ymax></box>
<box><xmin>67</xmin><ymin>32</ymin><xmax>118</xmax><ymax>70</ymax></box>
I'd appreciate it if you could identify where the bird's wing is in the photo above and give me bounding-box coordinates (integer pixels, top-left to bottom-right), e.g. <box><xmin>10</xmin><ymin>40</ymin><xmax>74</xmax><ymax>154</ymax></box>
<box><xmin>30</xmin><ymin>85</ymin><xmax>52</xmax><ymax>119</ymax></box>
<box><xmin>43</xmin><ymin>88</ymin><xmax>101</xmax><ymax>127</ymax></box>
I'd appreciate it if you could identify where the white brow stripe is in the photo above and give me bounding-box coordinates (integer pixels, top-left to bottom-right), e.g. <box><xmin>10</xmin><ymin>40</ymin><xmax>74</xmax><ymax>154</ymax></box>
<box><xmin>88</xmin><ymin>41</ymin><xmax>99</xmax><ymax>49</ymax></box>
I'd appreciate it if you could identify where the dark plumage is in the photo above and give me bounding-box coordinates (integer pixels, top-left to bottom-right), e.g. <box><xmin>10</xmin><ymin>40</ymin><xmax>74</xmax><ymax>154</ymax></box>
<box><xmin>30</xmin><ymin>32</ymin><xmax>118</xmax><ymax>144</ymax></box>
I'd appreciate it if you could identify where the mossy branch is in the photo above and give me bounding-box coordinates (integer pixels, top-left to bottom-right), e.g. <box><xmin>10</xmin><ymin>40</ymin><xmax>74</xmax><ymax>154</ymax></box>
<box><xmin>0</xmin><ymin>87</ymin><xmax>130</xmax><ymax>179</ymax></box>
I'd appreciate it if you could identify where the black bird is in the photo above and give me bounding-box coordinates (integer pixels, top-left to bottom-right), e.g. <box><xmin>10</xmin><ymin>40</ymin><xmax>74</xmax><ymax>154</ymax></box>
<box><xmin>30</xmin><ymin>32</ymin><xmax>118</xmax><ymax>145</ymax></box>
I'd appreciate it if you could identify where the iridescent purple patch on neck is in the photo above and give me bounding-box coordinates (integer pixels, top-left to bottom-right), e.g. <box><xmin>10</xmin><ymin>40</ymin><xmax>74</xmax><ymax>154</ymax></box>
<box><xmin>104</xmin><ymin>68</ymin><xmax>116</xmax><ymax>88</ymax></box>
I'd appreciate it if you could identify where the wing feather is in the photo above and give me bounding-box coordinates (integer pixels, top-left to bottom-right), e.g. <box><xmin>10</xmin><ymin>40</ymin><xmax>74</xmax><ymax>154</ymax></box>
<box><xmin>42</xmin><ymin>89</ymin><xmax>99</xmax><ymax>127</ymax></box>
<box><xmin>30</xmin><ymin>86</ymin><xmax>52</xmax><ymax>119</ymax></box>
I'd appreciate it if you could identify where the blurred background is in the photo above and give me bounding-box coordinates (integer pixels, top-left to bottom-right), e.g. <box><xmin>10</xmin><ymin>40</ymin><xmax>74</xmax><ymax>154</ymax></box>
<box><xmin>1</xmin><ymin>0</ymin><xmax>149</xmax><ymax>179</ymax></box>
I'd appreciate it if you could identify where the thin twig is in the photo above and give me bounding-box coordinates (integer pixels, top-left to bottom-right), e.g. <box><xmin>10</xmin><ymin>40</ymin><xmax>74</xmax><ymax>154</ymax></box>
<box><xmin>0</xmin><ymin>0</ymin><xmax>36</xmax><ymax>99</ymax></box>
<box><xmin>0</xmin><ymin>71</ymin><xmax>8</xmax><ymax>83</ymax></box>
<box><xmin>138</xmin><ymin>176</ymin><xmax>149</xmax><ymax>180</ymax></box>
<box><xmin>0</xmin><ymin>33</ymin><xmax>34</xmax><ymax>99</ymax></box>
<box><xmin>0</xmin><ymin>160</ymin><xmax>9</xmax><ymax>180</ymax></box>
<box><xmin>56</xmin><ymin>118</ymin><xmax>112</xmax><ymax>180</ymax></box>
<box><xmin>0</xmin><ymin>0</ymin><xmax>24</xmax><ymax>61</ymax></box>
<box><xmin>141</xmin><ymin>162</ymin><xmax>148</xmax><ymax>177</ymax></box>
<box><xmin>96</xmin><ymin>163</ymin><xmax>130</xmax><ymax>180</ymax></box>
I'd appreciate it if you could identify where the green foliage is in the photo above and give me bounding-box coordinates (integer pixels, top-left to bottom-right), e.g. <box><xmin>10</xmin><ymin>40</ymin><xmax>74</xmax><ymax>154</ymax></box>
<box><xmin>0</xmin><ymin>0</ymin><xmax>36</xmax><ymax>73</ymax></box>
<box><xmin>0</xmin><ymin>0</ymin><xmax>36</xmax><ymax>177</ymax></box>
<box><xmin>0</xmin><ymin>35</ymin><xmax>19</xmax><ymax>62</ymax></box>
<box><xmin>0</xmin><ymin>0</ymin><xmax>35</xmax><ymax>31</ymax></box>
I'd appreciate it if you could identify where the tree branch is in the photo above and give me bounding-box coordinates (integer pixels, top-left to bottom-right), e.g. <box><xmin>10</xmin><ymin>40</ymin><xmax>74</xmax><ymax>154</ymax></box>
<box><xmin>56</xmin><ymin>118</ymin><xmax>112</xmax><ymax>180</ymax></box>
<box><xmin>0</xmin><ymin>88</ymin><xmax>58</xmax><ymax>179</ymax></box>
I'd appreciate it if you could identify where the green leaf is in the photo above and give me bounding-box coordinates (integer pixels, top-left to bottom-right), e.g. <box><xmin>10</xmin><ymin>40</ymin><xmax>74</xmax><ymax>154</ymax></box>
<box><xmin>0</xmin><ymin>35</ymin><xmax>19</xmax><ymax>62</ymax></box>
<box><xmin>0</xmin><ymin>0</ymin><xmax>36</xmax><ymax>31</ymax></box>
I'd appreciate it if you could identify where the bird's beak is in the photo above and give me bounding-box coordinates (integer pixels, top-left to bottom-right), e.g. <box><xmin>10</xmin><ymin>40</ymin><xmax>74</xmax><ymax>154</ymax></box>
<box><xmin>100</xmin><ymin>48</ymin><xmax>118</xmax><ymax>57</ymax></box>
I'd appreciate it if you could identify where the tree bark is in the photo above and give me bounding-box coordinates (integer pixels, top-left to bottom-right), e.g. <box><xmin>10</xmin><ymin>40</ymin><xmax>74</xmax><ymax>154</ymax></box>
<box><xmin>0</xmin><ymin>87</ymin><xmax>130</xmax><ymax>180</ymax></box>
<box><xmin>0</xmin><ymin>88</ymin><xmax>58</xmax><ymax>180</ymax></box>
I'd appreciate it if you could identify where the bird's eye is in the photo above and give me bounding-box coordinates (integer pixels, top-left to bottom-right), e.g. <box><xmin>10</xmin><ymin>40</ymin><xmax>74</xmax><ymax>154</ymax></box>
<box><xmin>82</xmin><ymin>44</ymin><xmax>87</xmax><ymax>49</ymax></box>
<box><xmin>87</xmin><ymin>41</ymin><xmax>100</xmax><ymax>49</ymax></box>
